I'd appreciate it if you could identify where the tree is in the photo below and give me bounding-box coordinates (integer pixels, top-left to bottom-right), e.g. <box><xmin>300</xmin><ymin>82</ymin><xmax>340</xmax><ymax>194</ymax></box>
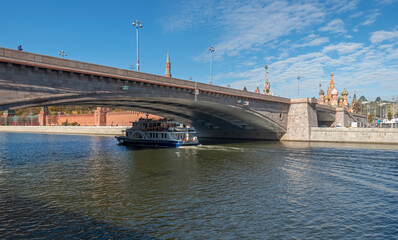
<box><xmin>388</xmin><ymin>111</ymin><xmax>393</xmax><ymax>121</ymax></box>
<box><xmin>375</xmin><ymin>96</ymin><xmax>382</xmax><ymax>102</ymax></box>
<box><xmin>368</xmin><ymin>114</ymin><xmax>374</xmax><ymax>123</ymax></box>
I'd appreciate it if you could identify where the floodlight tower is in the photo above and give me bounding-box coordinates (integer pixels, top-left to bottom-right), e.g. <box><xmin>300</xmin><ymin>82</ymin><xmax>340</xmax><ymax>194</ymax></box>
<box><xmin>208</xmin><ymin>46</ymin><xmax>215</xmax><ymax>85</ymax></box>
<box><xmin>132</xmin><ymin>20</ymin><xmax>143</xmax><ymax>71</ymax></box>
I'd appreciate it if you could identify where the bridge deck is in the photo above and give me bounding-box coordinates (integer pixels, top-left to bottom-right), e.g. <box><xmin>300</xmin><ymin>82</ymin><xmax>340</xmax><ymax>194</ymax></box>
<box><xmin>0</xmin><ymin>47</ymin><xmax>290</xmax><ymax>104</ymax></box>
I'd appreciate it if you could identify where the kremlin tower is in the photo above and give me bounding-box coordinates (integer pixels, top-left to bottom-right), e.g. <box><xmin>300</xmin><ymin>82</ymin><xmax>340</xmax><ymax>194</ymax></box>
<box><xmin>165</xmin><ymin>51</ymin><xmax>171</xmax><ymax>77</ymax></box>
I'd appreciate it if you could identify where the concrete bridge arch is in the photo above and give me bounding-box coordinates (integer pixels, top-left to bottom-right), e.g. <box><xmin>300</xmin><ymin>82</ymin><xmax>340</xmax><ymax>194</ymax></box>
<box><xmin>0</xmin><ymin>47</ymin><xmax>290</xmax><ymax>139</ymax></box>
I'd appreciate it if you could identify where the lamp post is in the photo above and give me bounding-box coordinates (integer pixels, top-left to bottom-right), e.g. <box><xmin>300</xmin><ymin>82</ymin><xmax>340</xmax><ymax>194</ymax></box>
<box><xmin>208</xmin><ymin>46</ymin><xmax>215</xmax><ymax>85</ymax></box>
<box><xmin>132</xmin><ymin>20</ymin><xmax>143</xmax><ymax>71</ymax></box>
<box><xmin>129</xmin><ymin>64</ymin><xmax>135</xmax><ymax>71</ymax></box>
<box><xmin>58</xmin><ymin>50</ymin><xmax>67</xmax><ymax>58</ymax></box>
<box><xmin>297</xmin><ymin>76</ymin><xmax>300</xmax><ymax>98</ymax></box>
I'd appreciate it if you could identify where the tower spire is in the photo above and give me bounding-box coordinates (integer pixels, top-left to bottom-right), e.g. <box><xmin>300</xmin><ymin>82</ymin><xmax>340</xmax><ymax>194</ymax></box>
<box><xmin>165</xmin><ymin>51</ymin><xmax>171</xmax><ymax>77</ymax></box>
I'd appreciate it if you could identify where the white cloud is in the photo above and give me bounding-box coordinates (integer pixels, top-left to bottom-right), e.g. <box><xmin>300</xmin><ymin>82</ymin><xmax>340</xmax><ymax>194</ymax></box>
<box><xmin>218</xmin><ymin>40</ymin><xmax>398</xmax><ymax>99</ymax></box>
<box><xmin>319</xmin><ymin>19</ymin><xmax>347</xmax><ymax>34</ymax></box>
<box><xmin>370</xmin><ymin>30</ymin><xmax>398</xmax><ymax>44</ymax></box>
<box><xmin>165</xmin><ymin>0</ymin><xmax>326</xmax><ymax>59</ymax></box>
<box><xmin>325</xmin><ymin>0</ymin><xmax>360</xmax><ymax>13</ymax></box>
<box><xmin>212</xmin><ymin>1</ymin><xmax>326</xmax><ymax>57</ymax></box>
<box><xmin>294</xmin><ymin>36</ymin><xmax>330</xmax><ymax>48</ymax></box>
<box><xmin>323</xmin><ymin>42</ymin><xmax>363</xmax><ymax>54</ymax></box>
<box><xmin>161</xmin><ymin>0</ymin><xmax>398</xmax><ymax>100</ymax></box>
<box><xmin>361</xmin><ymin>12</ymin><xmax>380</xmax><ymax>26</ymax></box>
<box><xmin>376</xmin><ymin>0</ymin><xmax>398</xmax><ymax>5</ymax></box>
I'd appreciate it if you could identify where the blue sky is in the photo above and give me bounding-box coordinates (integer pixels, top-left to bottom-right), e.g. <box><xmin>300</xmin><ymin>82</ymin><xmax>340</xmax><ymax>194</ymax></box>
<box><xmin>1</xmin><ymin>0</ymin><xmax>398</xmax><ymax>101</ymax></box>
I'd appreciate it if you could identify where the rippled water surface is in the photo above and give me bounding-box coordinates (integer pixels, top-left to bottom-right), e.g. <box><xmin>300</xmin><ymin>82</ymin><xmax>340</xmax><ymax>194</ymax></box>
<box><xmin>0</xmin><ymin>132</ymin><xmax>397</xmax><ymax>239</ymax></box>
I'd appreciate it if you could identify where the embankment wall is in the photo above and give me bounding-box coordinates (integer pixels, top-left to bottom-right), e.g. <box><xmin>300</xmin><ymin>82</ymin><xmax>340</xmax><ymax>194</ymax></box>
<box><xmin>0</xmin><ymin>126</ymin><xmax>125</xmax><ymax>136</ymax></box>
<box><xmin>310</xmin><ymin>127</ymin><xmax>398</xmax><ymax>144</ymax></box>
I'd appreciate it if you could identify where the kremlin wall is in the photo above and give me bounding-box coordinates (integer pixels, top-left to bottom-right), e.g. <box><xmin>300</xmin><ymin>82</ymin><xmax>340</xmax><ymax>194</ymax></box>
<box><xmin>38</xmin><ymin>107</ymin><xmax>160</xmax><ymax>126</ymax></box>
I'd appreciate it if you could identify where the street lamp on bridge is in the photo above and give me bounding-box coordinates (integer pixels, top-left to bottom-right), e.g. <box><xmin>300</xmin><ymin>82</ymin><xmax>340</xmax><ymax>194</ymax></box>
<box><xmin>58</xmin><ymin>51</ymin><xmax>67</xmax><ymax>58</ymax></box>
<box><xmin>132</xmin><ymin>20</ymin><xmax>143</xmax><ymax>71</ymax></box>
<box><xmin>208</xmin><ymin>46</ymin><xmax>215</xmax><ymax>85</ymax></box>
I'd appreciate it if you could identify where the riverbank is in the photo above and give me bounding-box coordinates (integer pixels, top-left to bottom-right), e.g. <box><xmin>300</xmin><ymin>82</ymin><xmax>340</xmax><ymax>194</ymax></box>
<box><xmin>1</xmin><ymin>126</ymin><xmax>398</xmax><ymax>144</ymax></box>
<box><xmin>309</xmin><ymin>127</ymin><xmax>398</xmax><ymax>144</ymax></box>
<box><xmin>0</xmin><ymin>126</ymin><xmax>126</xmax><ymax>136</ymax></box>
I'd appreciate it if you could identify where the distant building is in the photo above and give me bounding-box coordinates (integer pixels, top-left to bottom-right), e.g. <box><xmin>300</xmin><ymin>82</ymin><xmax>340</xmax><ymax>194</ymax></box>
<box><xmin>350</xmin><ymin>91</ymin><xmax>361</xmax><ymax>113</ymax></box>
<box><xmin>318</xmin><ymin>73</ymin><xmax>349</xmax><ymax>108</ymax></box>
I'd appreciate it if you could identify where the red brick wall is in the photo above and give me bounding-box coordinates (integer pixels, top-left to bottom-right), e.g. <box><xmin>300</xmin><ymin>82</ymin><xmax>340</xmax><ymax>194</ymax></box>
<box><xmin>106</xmin><ymin>111</ymin><xmax>161</xmax><ymax>126</ymax></box>
<box><xmin>45</xmin><ymin>114</ymin><xmax>94</xmax><ymax>126</ymax></box>
<box><xmin>43</xmin><ymin>111</ymin><xmax>161</xmax><ymax>126</ymax></box>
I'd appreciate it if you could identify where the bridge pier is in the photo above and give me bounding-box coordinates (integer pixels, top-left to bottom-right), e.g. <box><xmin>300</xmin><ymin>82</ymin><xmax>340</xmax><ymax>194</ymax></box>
<box><xmin>281</xmin><ymin>98</ymin><xmax>318</xmax><ymax>141</ymax></box>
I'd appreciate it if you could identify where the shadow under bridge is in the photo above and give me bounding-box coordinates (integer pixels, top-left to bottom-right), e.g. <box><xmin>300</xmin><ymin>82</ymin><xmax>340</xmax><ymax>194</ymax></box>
<box><xmin>65</xmin><ymin>96</ymin><xmax>287</xmax><ymax>140</ymax></box>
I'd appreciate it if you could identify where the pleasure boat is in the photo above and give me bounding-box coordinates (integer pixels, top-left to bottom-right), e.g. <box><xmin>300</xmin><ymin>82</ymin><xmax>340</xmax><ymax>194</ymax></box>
<box><xmin>116</xmin><ymin>118</ymin><xmax>200</xmax><ymax>147</ymax></box>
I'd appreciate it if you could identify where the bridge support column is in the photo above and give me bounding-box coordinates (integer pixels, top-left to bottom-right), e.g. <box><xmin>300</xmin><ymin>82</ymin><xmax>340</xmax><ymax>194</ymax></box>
<box><xmin>281</xmin><ymin>98</ymin><xmax>318</xmax><ymax>141</ymax></box>
<box><xmin>334</xmin><ymin>108</ymin><xmax>346</xmax><ymax>127</ymax></box>
<box><xmin>38</xmin><ymin>107</ymin><xmax>49</xmax><ymax>126</ymax></box>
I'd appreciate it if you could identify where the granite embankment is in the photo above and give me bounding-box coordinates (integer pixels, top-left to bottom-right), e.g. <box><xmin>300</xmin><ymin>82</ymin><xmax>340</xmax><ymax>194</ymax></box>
<box><xmin>1</xmin><ymin>126</ymin><xmax>398</xmax><ymax>144</ymax></box>
<box><xmin>310</xmin><ymin>127</ymin><xmax>398</xmax><ymax>144</ymax></box>
<box><xmin>0</xmin><ymin>126</ymin><xmax>126</xmax><ymax>136</ymax></box>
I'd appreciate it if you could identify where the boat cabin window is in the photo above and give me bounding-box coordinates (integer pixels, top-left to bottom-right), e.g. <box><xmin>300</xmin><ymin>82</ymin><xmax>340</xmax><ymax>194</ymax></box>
<box><xmin>132</xmin><ymin>132</ymin><xmax>144</xmax><ymax>139</ymax></box>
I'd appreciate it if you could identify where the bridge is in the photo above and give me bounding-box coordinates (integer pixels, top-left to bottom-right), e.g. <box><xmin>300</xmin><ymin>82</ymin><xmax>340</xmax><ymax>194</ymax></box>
<box><xmin>0</xmin><ymin>47</ymin><xmax>366</xmax><ymax>140</ymax></box>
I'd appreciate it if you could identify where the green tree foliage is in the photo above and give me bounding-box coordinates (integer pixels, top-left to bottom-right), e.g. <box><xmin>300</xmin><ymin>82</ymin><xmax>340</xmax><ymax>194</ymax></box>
<box><xmin>387</xmin><ymin>111</ymin><xmax>393</xmax><ymax>121</ymax></box>
<box><xmin>13</xmin><ymin>107</ymin><xmax>41</xmax><ymax>116</ymax></box>
<box><xmin>368</xmin><ymin>114</ymin><xmax>374</xmax><ymax>123</ymax></box>
<box><xmin>375</xmin><ymin>97</ymin><xmax>382</xmax><ymax>102</ymax></box>
<box><xmin>11</xmin><ymin>106</ymin><xmax>96</xmax><ymax>116</ymax></box>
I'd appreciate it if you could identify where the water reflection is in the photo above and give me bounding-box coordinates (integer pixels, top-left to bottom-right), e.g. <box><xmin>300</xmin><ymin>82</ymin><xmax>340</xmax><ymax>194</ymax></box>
<box><xmin>0</xmin><ymin>133</ymin><xmax>397</xmax><ymax>239</ymax></box>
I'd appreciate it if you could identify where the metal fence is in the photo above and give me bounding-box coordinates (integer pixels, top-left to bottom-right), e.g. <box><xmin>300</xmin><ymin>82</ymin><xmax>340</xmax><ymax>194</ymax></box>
<box><xmin>0</xmin><ymin>116</ymin><xmax>39</xmax><ymax>126</ymax></box>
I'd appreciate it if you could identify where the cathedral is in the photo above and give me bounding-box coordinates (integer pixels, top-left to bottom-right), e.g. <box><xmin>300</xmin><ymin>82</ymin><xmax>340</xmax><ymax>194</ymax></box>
<box><xmin>318</xmin><ymin>73</ymin><xmax>350</xmax><ymax>108</ymax></box>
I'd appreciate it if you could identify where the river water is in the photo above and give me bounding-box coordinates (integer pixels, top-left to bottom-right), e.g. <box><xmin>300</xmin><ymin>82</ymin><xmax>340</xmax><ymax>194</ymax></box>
<box><xmin>0</xmin><ymin>132</ymin><xmax>397</xmax><ymax>239</ymax></box>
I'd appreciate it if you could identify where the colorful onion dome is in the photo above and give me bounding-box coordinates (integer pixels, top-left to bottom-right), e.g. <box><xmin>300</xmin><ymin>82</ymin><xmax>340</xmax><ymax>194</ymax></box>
<box><xmin>319</xmin><ymin>89</ymin><xmax>325</xmax><ymax>96</ymax></box>
<box><xmin>341</xmin><ymin>88</ymin><xmax>349</xmax><ymax>95</ymax></box>
<box><xmin>331</xmin><ymin>88</ymin><xmax>338</xmax><ymax>95</ymax></box>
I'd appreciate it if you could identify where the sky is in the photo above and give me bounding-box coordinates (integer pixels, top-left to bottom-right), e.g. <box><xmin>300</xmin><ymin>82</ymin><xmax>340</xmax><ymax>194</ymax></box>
<box><xmin>1</xmin><ymin>0</ymin><xmax>398</xmax><ymax>101</ymax></box>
